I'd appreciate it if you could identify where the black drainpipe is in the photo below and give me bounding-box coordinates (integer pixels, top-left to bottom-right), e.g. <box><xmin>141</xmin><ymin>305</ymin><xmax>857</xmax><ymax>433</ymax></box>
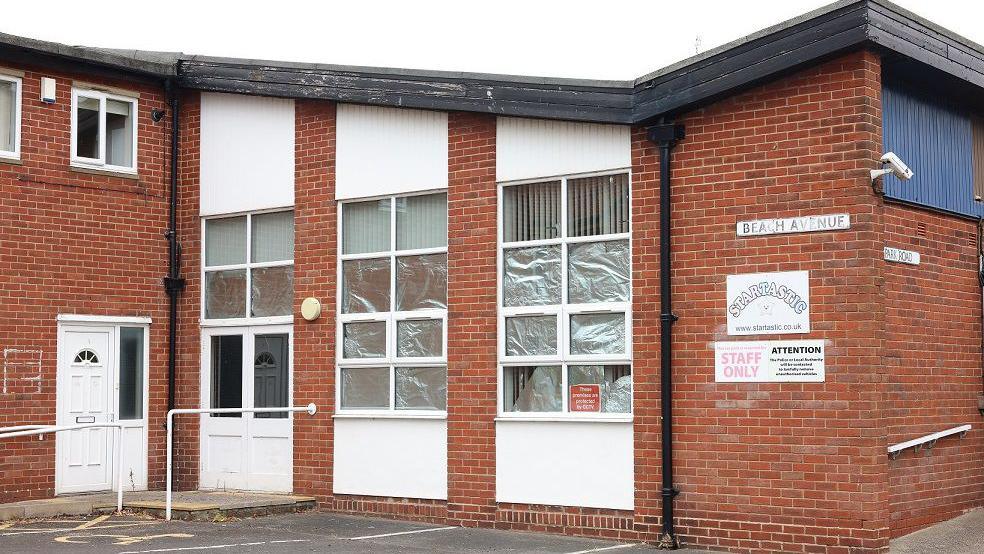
<box><xmin>647</xmin><ymin>122</ymin><xmax>685</xmax><ymax>549</ymax></box>
<box><xmin>163</xmin><ymin>78</ymin><xmax>185</xmax><ymax>413</ymax></box>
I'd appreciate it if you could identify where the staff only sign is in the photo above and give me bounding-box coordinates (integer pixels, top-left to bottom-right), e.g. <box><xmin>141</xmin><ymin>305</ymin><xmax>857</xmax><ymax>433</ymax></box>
<box><xmin>727</xmin><ymin>270</ymin><xmax>810</xmax><ymax>336</ymax></box>
<box><xmin>715</xmin><ymin>340</ymin><xmax>825</xmax><ymax>382</ymax></box>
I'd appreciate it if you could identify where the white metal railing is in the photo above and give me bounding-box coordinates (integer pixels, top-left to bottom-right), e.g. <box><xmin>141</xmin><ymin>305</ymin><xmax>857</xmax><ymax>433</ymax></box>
<box><xmin>0</xmin><ymin>423</ymin><xmax>126</xmax><ymax>512</ymax></box>
<box><xmin>888</xmin><ymin>424</ymin><xmax>972</xmax><ymax>459</ymax></box>
<box><xmin>165</xmin><ymin>404</ymin><xmax>318</xmax><ymax>521</ymax></box>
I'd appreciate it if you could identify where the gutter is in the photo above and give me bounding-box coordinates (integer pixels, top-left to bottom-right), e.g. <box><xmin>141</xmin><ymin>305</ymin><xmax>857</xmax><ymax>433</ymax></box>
<box><xmin>163</xmin><ymin>78</ymin><xmax>185</xmax><ymax>416</ymax></box>
<box><xmin>647</xmin><ymin>122</ymin><xmax>685</xmax><ymax>549</ymax></box>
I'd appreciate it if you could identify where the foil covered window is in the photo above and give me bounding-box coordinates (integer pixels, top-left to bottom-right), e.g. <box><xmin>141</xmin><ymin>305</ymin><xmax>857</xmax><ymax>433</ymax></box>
<box><xmin>205</xmin><ymin>270</ymin><xmax>247</xmax><ymax>319</ymax></box>
<box><xmin>340</xmin><ymin>367</ymin><xmax>390</xmax><ymax>408</ymax></box>
<box><xmin>251</xmin><ymin>266</ymin><xmax>294</xmax><ymax>317</ymax></box>
<box><xmin>505</xmin><ymin>315</ymin><xmax>557</xmax><ymax>357</ymax></box>
<box><xmin>502</xmin><ymin>245</ymin><xmax>561</xmax><ymax>307</ymax></box>
<box><xmin>396</xmin><ymin>254</ymin><xmax>447</xmax><ymax>311</ymax></box>
<box><xmin>503</xmin><ymin>366</ymin><xmax>562</xmax><ymax>412</ymax></box>
<box><xmin>568</xmin><ymin>240</ymin><xmax>630</xmax><ymax>304</ymax></box>
<box><xmin>396</xmin><ymin>319</ymin><xmax>443</xmax><ymax>358</ymax></box>
<box><xmin>342</xmin><ymin>258</ymin><xmax>390</xmax><ymax>314</ymax></box>
<box><xmin>343</xmin><ymin>321</ymin><xmax>387</xmax><ymax>359</ymax></box>
<box><xmin>395</xmin><ymin>367</ymin><xmax>447</xmax><ymax>410</ymax></box>
<box><xmin>570</xmin><ymin>313</ymin><xmax>626</xmax><ymax>355</ymax></box>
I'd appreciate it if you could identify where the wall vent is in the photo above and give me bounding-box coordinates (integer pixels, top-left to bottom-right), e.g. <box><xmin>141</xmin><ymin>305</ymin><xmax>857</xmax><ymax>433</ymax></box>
<box><xmin>916</xmin><ymin>222</ymin><xmax>927</xmax><ymax>237</ymax></box>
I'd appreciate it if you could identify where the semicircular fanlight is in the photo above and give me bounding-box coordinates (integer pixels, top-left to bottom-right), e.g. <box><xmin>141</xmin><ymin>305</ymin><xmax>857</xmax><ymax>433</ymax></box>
<box><xmin>73</xmin><ymin>348</ymin><xmax>100</xmax><ymax>365</ymax></box>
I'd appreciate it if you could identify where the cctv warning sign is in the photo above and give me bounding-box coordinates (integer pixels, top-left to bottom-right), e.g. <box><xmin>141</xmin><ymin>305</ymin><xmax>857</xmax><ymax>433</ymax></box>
<box><xmin>570</xmin><ymin>384</ymin><xmax>601</xmax><ymax>412</ymax></box>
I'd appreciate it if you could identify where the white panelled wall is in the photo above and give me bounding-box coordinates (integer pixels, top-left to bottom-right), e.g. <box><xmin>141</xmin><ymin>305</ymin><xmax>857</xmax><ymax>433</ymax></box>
<box><xmin>496</xmin><ymin>117</ymin><xmax>631</xmax><ymax>182</ymax></box>
<box><xmin>200</xmin><ymin>93</ymin><xmax>295</xmax><ymax>215</ymax></box>
<box><xmin>335</xmin><ymin>104</ymin><xmax>448</xmax><ymax>200</ymax></box>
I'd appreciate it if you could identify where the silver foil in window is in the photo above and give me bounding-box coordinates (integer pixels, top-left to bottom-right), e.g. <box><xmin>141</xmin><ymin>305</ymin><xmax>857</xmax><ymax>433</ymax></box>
<box><xmin>503</xmin><ymin>245</ymin><xmax>561</xmax><ymax>307</ymax></box>
<box><xmin>342</xmin><ymin>321</ymin><xmax>387</xmax><ymax>359</ymax></box>
<box><xmin>205</xmin><ymin>270</ymin><xmax>247</xmax><ymax>319</ymax></box>
<box><xmin>340</xmin><ymin>367</ymin><xmax>389</xmax><ymax>408</ymax></box>
<box><xmin>504</xmin><ymin>315</ymin><xmax>557</xmax><ymax>356</ymax></box>
<box><xmin>395</xmin><ymin>367</ymin><xmax>447</xmax><ymax>410</ymax></box>
<box><xmin>250</xmin><ymin>266</ymin><xmax>294</xmax><ymax>317</ymax></box>
<box><xmin>568</xmin><ymin>240</ymin><xmax>630</xmax><ymax>304</ymax></box>
<box><xmin>396</xmin><ymin>254</ymin><xmax>448</xmax><ymax>311</ymax></box>
<box><xmin>570</xmin><ymin>313</ymin><xmax>625</xmax><ymax>355</ymax></box>
<box><xmin>510</xmin><ymin>366</ymin><xmax>562</xmax><ymax>412</ymax></box>
<box><xmin>342</xmin><ymin>258</ymin><xmax>390</xmax><ymax>314</ymax></box>
<box><xmin>396</xmin><ymin>319</ymin><xmax>443</xmax><ymax>357</ymax></box>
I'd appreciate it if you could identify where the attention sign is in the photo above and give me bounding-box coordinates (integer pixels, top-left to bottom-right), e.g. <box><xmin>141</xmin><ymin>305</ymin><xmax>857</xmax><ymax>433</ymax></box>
<box><xmin>715</xmin><ymin>340</ymin><xmax>825</xmax><ymax>382</ymax></box>
<box><xmin>570</xmin><ymin>384</ymin><xmax>601</xmax><ymax>412</ymax></box>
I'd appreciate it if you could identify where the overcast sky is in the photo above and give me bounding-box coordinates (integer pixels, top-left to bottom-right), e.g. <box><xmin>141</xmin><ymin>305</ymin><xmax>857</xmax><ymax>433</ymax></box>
<box><xmin>1</xmin><ymin>0</ymin><xmax>981</xmax><ymax>80</ymax></box>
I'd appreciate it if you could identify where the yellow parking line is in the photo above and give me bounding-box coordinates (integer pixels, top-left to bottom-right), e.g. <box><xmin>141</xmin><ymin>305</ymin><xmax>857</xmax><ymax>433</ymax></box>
<box><xmin>73</xmin><ymin>514</ymin><xmax>111</xmax><ymax>530</ymax></box>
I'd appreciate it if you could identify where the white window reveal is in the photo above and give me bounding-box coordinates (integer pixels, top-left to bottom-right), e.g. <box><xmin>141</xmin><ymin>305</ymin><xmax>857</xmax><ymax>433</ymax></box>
<box><xmin>499</xmin><ymin>172</ymin><xmax>632</xmax><ymax>418</ymax></box>
<box><xmin>202</xmin><ymin>210</ymin><xmax>294</xmax><ymax>323</ymax></box>
<box><xmin>337</xmin><ymin>192</ymin><xmax>448</xmax><ymax>414</ymax></box>
<box><xmin>71</xmin><ymin>88</ymin><xmax>138</xmax><ymax>173</ymax></box>
<box><xmin>0</xmin><ymin>73</ymin><xmax>21</xmax><ymax>160</ymax></box>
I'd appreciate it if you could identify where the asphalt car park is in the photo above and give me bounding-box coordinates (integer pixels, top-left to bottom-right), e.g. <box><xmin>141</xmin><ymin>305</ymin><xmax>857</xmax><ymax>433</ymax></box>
<box><xmin>0</xmin><ymin>511</ymin><xmax>673</xmax><ymax>554</ymax></box>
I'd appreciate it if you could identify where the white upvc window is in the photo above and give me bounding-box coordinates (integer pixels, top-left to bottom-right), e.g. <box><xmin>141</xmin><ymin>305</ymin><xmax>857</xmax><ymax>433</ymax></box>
<box><xmin>71</xmin><ymin>88</ymin><xmax>138</xmax><ymax>173</ymax></box>
<box><xmin>201</xmin><ymin>210</ymin><xmax>294</xmax><ymax>325</ymax></box>
<box><xmin>498</xmin><ymin>171</ymin><xmax>632</xmax><ymax>419</ymax></box>
<box><xmin>0</xmin><ymin>73</ymin><xmax>21</xmax><ymax>160</ymax></box>
<box><xmin>337</xmin><ymin>191</ymin><xmax>448</xmax><ymax>416</ymax></box>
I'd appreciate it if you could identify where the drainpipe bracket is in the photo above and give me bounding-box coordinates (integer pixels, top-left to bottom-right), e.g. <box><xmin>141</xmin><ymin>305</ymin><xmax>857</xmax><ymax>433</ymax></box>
<box><xmin>661</xmin><ymin>486</ymin><xmax>680</xmax><ymax>498</ymax></box>
<box><xmin>647</xmin><ymin>124</ymin><xmax>686</xmax><ymax>147</ymax></box>
<box><xmin>659</xmin><ymin>313</ymin><xmax>679</xmax><ymax>323</ymax></box>
<box><xmin>163</xmin><ymin>276</ymin><xmax>186</xmax><ymax>294</ymax></box>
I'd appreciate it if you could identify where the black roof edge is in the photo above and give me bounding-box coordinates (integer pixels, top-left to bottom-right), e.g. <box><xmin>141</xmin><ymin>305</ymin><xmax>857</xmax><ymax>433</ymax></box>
<box><xmin>1</xmin><ymin>0</ymin><xmax>982</xmax><ymax>124</ymax></box>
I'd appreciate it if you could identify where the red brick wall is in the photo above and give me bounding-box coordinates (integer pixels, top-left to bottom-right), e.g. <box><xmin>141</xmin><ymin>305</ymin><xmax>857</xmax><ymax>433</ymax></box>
<box><xmin>446</xmin><ymin>112</ymin><xmax>498</xmax><ymax>526</ymax></box>
<box><xmin>630</xmin><ymin>50</ymin><xmax>889</xmax><ymax>552</ymax></box>
<box><xmin>0</xmin><ymin>62</ymin><xmax>169</xmax><ymax>501</ymax></box>
<box><xmin>883</xmin><ymin>205</ymin><xmax>984</xmax><ymax>536</ymax></box>
<box><xmin>293</xmin><ymin>100</ymin><xmax>336</xmax><ymax>502</ymax></box>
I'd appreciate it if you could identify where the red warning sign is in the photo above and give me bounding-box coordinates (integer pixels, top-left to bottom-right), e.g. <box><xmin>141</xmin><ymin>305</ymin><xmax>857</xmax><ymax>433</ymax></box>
<box><xmin>570</xmin><ymin>384</ymin><xmax>601</xmax><ymax>412</ymax></box>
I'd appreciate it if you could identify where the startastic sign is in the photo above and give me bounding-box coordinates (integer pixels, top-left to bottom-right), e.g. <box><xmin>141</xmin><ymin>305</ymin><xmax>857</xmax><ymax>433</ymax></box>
<box><xmin>726</xmin><ymin>271</ymin><xmax>810</xmax><ymax>336</ymax></box>
<box><xmin>884</xmin><ymin>246</ymin><xmax>920</xmax><ymax>265</ymax></box>
<box><xmin>715</xmin><ymin>340</ymin><xmax>825</xmax><ymax>382</ymax></box>
<box><xmin>737</xmin><ymin>213</ymin><xmax>850</xmax><ymax>237</ymax></box>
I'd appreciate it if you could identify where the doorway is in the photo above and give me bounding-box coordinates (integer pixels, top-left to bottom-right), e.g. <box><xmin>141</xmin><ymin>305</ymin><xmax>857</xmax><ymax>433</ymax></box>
<box><xmin>55</xmin><ymin>319</ymin><xmax>149</xmax><ymax>495</ymax></box>
<box><xmin>200</xmin><ymin>325</ymin><xmax>293</xmax><ymax>492</ymax></box>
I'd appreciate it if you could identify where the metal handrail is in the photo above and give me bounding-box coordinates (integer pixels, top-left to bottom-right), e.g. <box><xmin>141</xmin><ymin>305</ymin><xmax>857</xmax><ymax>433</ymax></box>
<box><xmin>0</xmin><ymin>424</ymin><xmax>53</xmax><ymax>436</ymax></box>
<box><xmin>888</xmin><ymin>424</ymin><xmax>971</xmax><ymax>459</ymax></box>
<box><xmin>0</xmin><ymin>423</ymin><xmax>126</xmax><ymax>512</ymax></box>
<box><xmin>165</xmin><ymin>404</ymin><xmax>317</xmax><ymax>521</ymax></box>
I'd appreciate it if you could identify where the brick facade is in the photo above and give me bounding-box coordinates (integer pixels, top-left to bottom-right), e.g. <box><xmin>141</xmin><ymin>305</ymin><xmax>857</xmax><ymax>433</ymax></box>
<box><xmin>1</xmin><ymin>46</ymin><xmax>983</xmax><ymax>554</ymax></box>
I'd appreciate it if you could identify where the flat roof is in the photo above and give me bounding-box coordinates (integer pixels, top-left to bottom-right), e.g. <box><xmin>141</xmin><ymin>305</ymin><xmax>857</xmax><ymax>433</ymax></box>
<box><xmin>0</xmin><ymin>0</ymin><xmax>981</xmax><ymax>124</ymax></box>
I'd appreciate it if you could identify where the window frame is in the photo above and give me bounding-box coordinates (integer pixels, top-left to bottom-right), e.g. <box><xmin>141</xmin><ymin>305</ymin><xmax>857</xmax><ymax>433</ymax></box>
<box><xmin>70</xmin><ymin>87</ymin><xmax>138</xmax><ymax>174</ymax></box>
<box><xmin>496</xmin><ymin>169</ymin><xmax>633</xmax><ymax>421</ymax></box>
<box><xmin>0</xmin><ymin>73</ymin><xmax>22</xmax><ymax>161</ymax></box>
<box><xmin>200</xmin><ymin>208</ymin><xmax>295</xmax><ymax>327</ymax></box>
<box><xmin>336</xmin><ymin>190</ymin><xmax>449</xmax><ymax>417</ymax></box>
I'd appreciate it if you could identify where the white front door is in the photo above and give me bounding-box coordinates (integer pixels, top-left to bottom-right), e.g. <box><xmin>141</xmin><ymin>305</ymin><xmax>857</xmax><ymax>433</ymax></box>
<box><xmin>56</xmin><ymin>322</ymin><xmax>150</xmax><ymax>495</ymax></box>
<box><xmin>200</xmin><ymin>326</ymin><xmax>293</xmax><ymax>492</ymax></box>
<box><xmin>56</xmin><ymin>327</ymin><xmax>114</xmax><ymax>494</ymax></box>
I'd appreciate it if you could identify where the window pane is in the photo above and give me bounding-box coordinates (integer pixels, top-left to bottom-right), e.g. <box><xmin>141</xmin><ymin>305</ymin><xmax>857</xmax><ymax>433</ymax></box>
<box><xmin>205</xmin><ymin>270</ymin><xmax>247</xmax><ymax>319</ymax></box>
<box><xmin>570</xmin><ymin>313</ymin><xmax>626</xmax><ymax>355</ymax></box>
<box><xmin>502</xmin><ymin>366</ymin><xmax>561</xmax><ymax>412</ymax></box>
<box><xmin>210</xmin><ymin>335</ymin><xmax>243</xmax><ymax>417</ymax></box>
<box><xmin>341</xmin><ymin>258</ymin><xmax>390</xmax><ymax>313</ymax></box>
<box><xmin>568</xmin><ymin>240</ymin><xmax>630</xmax><ymax>303</ymax></box>
<box><xmin>254</xmin><ymin>334</ymin><xmax>289</xmax><ymax>419</ymax></box>
<box><xmin>0</xmin><ymin>81</ymin><xmax>14</xmax><ymax>153</ymax></box>
<box><xmin>118</xmin><ymin>327</ymin><xmax>143</xmax><ymax>420</ymax></box>
<box><xmin>395</xmin><ymin>367</ymin><xmax>447</xmax><ymax>410</ymax></box>
<box><xmin>342</xmin><ymin>199</ymin><xmax>391</xmax><ymax>254</ymax></box>
<box><xmin>396</xmin><ymin>319</ymin><xmax>443</xmax><ymax>357</ymax></box>
<box><xmin>396</xmin><ymin>254</ymin><xmax>447</xmax><ymax>311</ymax></box>
<box><xmin>251</xmin><ymin>266</ymin><xmax>293</xmax><ymax>317</ymax></box>
<box><xmin>502</xmin><ymin>181</ymin><xmax>560</xmax><ymax>242</ymax></box>
<box><xmin>340</xmin><ymin>367</ymin><xmax>389</xmax><ymax>408</ymax></box>
<box><xmin>76</xmin><ymin>95</ymin><xmax>100</xmax><ymax>159</ymax></box>
<box><xmin>505</xmin><ymin>315</ymin><xmax>557</xmax><ymax>357</ymax></box>
<box><xmin>502</xmin><ymin>245</ymin><xmax>561</xmax><ymax>307</ymax></box>
<box><xmin>105</xmin><ymin>99</ymin><xmax>133</xmax><ymax>167</ymax></box>
<box><xmin>396</xmin><ymin>193</ymin><xmax>447</xmax><ymax>250</ymax></box>
<box><xmin>252</xmin><ymin>211</ymin><xmax>294</xmax><ymax>263</ymax></box>
<box><xmin>205</xmin><ymin>217</ymin><xmax>246</xmax><ymax>266</ymax></box>
<box><xmin>568</xmin><ymin>174</ymin><xmax>629</xmax><ymax>237</ymax></box>
<box><xmin>568</xmin><ymin>365</ymin><xmax>632</xmax><ymax>413</ymax></box>
<box><xmin>342</xmin><ymin>321</ymin><xmax>387</xmax><ymax>358</ymax></box>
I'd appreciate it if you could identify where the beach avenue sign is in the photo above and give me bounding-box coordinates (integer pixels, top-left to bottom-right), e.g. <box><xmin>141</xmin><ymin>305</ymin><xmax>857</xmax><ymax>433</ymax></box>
<box><xmin>737</xmin><ymin>213</ymin><xmax>850</xmax><ymax>237</ymax></box>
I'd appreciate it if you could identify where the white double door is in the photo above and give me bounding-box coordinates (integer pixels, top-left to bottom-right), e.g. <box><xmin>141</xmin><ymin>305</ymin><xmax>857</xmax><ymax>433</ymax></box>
<box><xmin>56</xmin><ymin>324</ymin><xmax>148</xmax><ymax>495</ymax></box>
<box><xmin>200</xmin><ymin>325</ymin><xmax>293</xmax><ymax>492</ymax></box>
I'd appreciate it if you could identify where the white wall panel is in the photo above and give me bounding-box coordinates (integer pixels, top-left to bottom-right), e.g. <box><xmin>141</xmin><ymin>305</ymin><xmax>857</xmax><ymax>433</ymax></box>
<box><xmin>335</xmin><ymin>104</ymin><xmax>448</xmax><ymax>200</ymax></box>
<box><xmin>496</xmin><ymin>421</ymin><xmax>633</xmax><ymax>510</ymax></box>
<box><xmin>333</xmin><ymin>418</ymin><xmax>447</xmax><ymax>500</ymax></box>
<box><xmin>496</xmin><ymin>117</ymin><xmax>630</xmax><ymax>182</ymax></box>
<box><xmin>200</xmin><ymin>93</ymin><xmax>295</xmax><ymax>215</ymax></box>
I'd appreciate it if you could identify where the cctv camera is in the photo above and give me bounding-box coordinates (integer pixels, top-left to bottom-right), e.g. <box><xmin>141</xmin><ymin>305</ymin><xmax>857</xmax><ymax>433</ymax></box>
<box><xmin>871</xmin><ymin>152</ymin><xmax>913</xmax><ymax>182</ymax></box>
<box><xmin>151</xmin><ymin>108</ymin><xmax>166</xmax><ymax>122</ymax></box>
